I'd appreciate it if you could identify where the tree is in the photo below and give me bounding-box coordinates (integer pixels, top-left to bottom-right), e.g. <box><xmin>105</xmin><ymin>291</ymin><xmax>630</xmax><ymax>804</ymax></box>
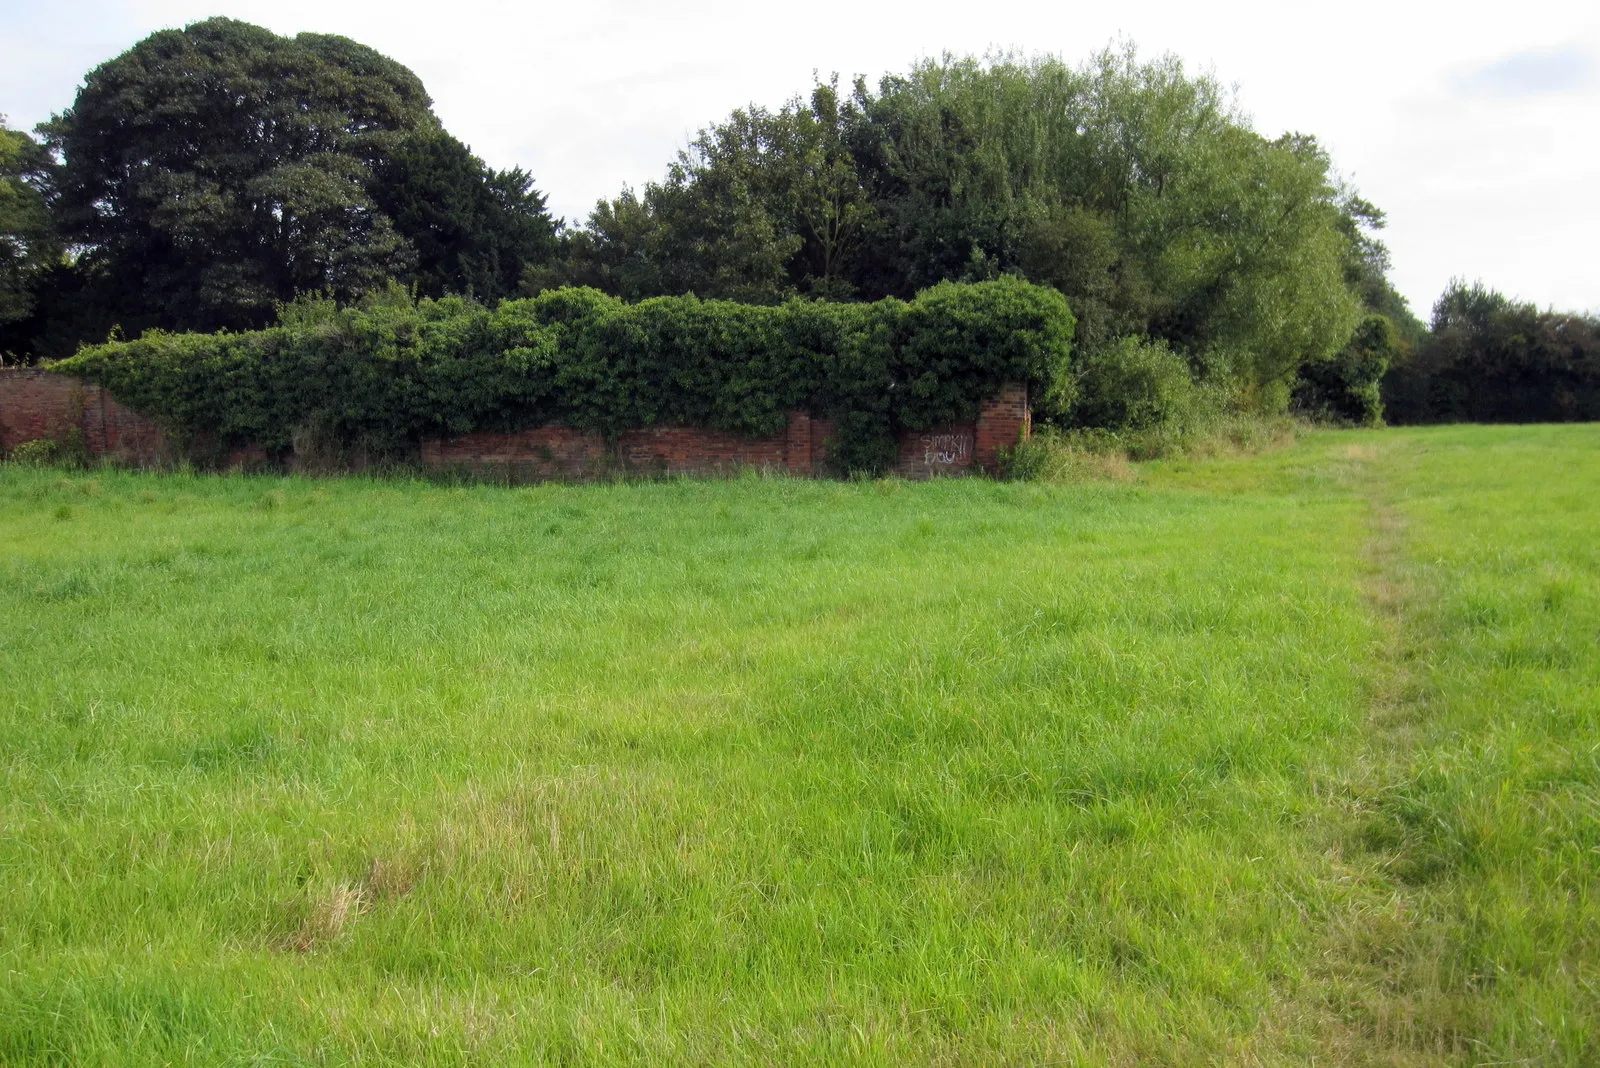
<box><xmin>35</xmin><ymin>17</ymin><xmax>553</xmax><ymax>346</ymax></box>
<box><xmin>780</xmin><ymin>81</ymin><xmax>880</xmax><ymax>298</ymax></box>
<box><xmin>541</xmin><ymin>187</ymin><xmax>673</xmax><ymax>301</ymax></box>
<box><xmin>1384</xmin><ymin>281</ymin><xmax>1600</xmax><ymax>423</ymax></box>
<box><xmin>561</xmin><ymin>81</ymin><xmax>877</xmax><ymax>305</ymax></box>
<box><xmin>569</xmin><ymin>46</ymin><xmax>1380</xmax><ymax>412</ymax></box>
<box><xmin>371</xmin><ymin>129</ymin><xmax>557</xmax><ymax>302</ymax></box>
<box><xmin>1335</xmin><ymin>191</ymin><xmax>1424</xmax><ymax>340</ymax></box>
<box><xmin>40</xmin><ymin>18</ymin><xmax>436</xmax><ymax>334</ymax></box>
<box><xmin>871</xmin><ymin>50</ymin><xmax>1370</xmax><ymax>404</ymax></box>
<box><xmin>1294</xmin><ymin>314</ymin><xmax>1396</xmax><ymax>425</ymax></box>
<box><xmin>0</xmin><ymin>119</ymin><xmax>58</xmax><ymax>332</ymax></box>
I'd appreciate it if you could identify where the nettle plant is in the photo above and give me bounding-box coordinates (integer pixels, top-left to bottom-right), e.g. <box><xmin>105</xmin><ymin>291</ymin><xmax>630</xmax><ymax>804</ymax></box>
<box><xmin>59</xmin><ymin>278</ymin><xmax>1074</xmax><ymax>473</ymax></box>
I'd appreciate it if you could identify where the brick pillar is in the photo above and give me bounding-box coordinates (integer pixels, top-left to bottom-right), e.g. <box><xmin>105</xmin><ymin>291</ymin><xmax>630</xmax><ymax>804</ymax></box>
<box><xmin>974</xmin><ymin>382</ymin><xmax>1030</xmax><ymax>472</ymax></box>
<box><xmin>784</xmin><ymin>410</ymin><xmax>813</xmax><ymax>475</ymax></box>
<box><xmin>82</xmin><ymin>384</ymin><xmax>106</xmax><ymax>454</ymax></box>
<box><xmin>809</xmin><ymin>417</ymin><xmax>835</xmax><ymax>474</ymax></box>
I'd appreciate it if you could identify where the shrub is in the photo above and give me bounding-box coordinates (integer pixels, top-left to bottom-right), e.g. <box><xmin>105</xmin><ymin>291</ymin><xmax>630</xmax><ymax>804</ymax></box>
<box><xmin>6</xmin><ymin>439</ymin><xmax>61</xmax><ymax>466</ymax></box>
<box><xmin>57</xmin><ymin>279</ymin><xmax>1075</xmax><ymax>475</ymax></box>
<box><xmin>1294</xmin><ymin>314</ymin><xmax>1393</xmax><ymax>426</ymax></box>
<box><xmin>1000</xmin><ymin>426</ymin><xmax>1135</xmax><ymax>482</ymax></box>
<box><xmin>1069</xmin><ymin>337</ymin><xmax>1201</xmax><ymax>434</ymax></box>
<box><xmin>4</xmin><ymin>429</ymin><xmax>91</xmax><ymax>469</ymax></box>
<box><xmin>897</xmin><ymin>278</ymin><xmax>1078</xmax><ymax>428</ymax></box>
<box><xmin>1003</xmin><ymin>412</ymin><xmax>1296</xmax><ymax>482</ymax></box>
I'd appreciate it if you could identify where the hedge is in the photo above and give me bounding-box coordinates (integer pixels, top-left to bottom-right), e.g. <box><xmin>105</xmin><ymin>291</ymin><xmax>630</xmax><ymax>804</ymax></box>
<box><xmin>56</xmin><ymin>278</ymin><xmax>1074</xmax><ymax>473</ymax></box>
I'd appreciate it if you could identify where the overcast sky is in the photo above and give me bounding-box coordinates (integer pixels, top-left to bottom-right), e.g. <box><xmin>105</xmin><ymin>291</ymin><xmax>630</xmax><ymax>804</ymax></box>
<box><xmin>3</xmin><ymin>0</ymin><xmax>1597</xmax><ymax>317</ymax></box>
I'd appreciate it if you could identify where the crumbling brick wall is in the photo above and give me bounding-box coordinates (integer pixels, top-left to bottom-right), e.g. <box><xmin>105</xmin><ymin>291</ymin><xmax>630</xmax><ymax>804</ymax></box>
<box><xmin>2</xmin><ymin>368</ymin><xmax>1029</xmax><ymax>479</ymax></box>
<box><xmin>421</xmin><ymin>387</ymin><xmax>1027</xmax><ymax>481</ymax></box>
<box><xmin>0</xmin><ymin>368</ymin><xmax>170</xmax><ymax>463</ymax></box>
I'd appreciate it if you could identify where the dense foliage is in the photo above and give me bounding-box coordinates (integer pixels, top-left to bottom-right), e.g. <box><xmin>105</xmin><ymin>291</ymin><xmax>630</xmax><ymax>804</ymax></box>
<box><xmin>57</xmin><ymin>277</ymin><xmax>1073</xmax><ymax>472</ymax></box>
<box><xmin>370</xmin><ymin>129</ymin><xmax>558</xmax><ymax>302</ymax></box>
<box><xmin>0</xmin><ymin>119</ymin><xmax>56</xmax><ymax>333</ymax></box>
<box><xmin>1069</xmin><ymin>337</ymin><xmax>1203</xmax><ymax>436</ymax></box>
<box><xmin>1293</xmin><ymin>314</ymin><xmax>1396</xmax><ymax>426</ymax></box>
<box><xmin>4</xmin><ymin>18</ymin><xmax>557</xmax><ymax>360</ymax></box>
<box><xmin>557</xmin><ymin>50</ymin><xmax>1396</xmax><ymax>415</ymax></box>
<box><xmin>11</xmin><ymin>19</ymin><xmax>1587</xmax><ymax>437</ymax></box>
<box><xmin>1384</xmin><ymin>282</ymin><xmax>1600</xmax><ymax>424</ymax></box>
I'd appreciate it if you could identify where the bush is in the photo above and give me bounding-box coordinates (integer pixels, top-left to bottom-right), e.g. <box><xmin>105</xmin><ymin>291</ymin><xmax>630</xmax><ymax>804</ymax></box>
<box><xmin>5</xmin><ymin>439</ymin><xmax>62</xmax><ymax>466</ymax></box>
<box><xmin>1052</xmin><ymin>337</ymin><xmax>1293</xmax><ymax>460</ymax></box>
<box><xmin>4</xmin><ymin>430</ymin><xmax>91</xmax><ymax>469</ymax></box>
<box><xmin>898</xmin><ymin>278</ymin><xmax>1079</xmax><ymax>428</ymax></box>
<box><xmin>1069</xmin><ymin>337</ymin><xmax>1202</xmax><ymax>435</ymax></box>
<box><xmin>1003</xmin><ymin>413</ymin><xmax>1296</xmax><ymax>482</ymax></box>
<box><xmin>58</xmin><ymin>279</ymin><xmax>1075</xmax><ymax>475</ymax></box>
<box><xmin>1000</xmin><ymin>426</ymin><xmax>1135</xmax><ymax>482</ymax></box>
<box><xmin>1294</xmin><ymin>314</ymin><xmax>1393</xmax><ymax>426</ymax></box>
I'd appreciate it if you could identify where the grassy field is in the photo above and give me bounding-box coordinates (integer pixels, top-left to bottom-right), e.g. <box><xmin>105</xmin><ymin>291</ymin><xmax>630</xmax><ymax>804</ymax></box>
<box><xmin>0</xmin><ymin>425</ymin><xmax>1595</xmax><ymax>1065</ymax></box>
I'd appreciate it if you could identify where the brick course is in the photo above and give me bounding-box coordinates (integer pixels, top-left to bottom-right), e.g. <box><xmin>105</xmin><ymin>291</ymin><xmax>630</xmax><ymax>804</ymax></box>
<box><xmin>0</xmin><ymin>368</ymin><xmax>170</xmax><ymax>463</ymax></box>
<box><xmin>2</xmin><ymin>368</ymin><xmax>1029</xmax><ymax>479</ymax></box>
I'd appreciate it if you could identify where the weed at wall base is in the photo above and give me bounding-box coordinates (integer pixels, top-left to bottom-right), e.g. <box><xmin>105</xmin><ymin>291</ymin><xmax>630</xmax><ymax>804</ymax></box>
<box><xmin>1004</xmin><ymin>417</ymin><xmax>1298</xmax><ymax>482</ymax></box>
<box><xmin>3</xmin><ymin>428</ymin><xmax>93</xmax><ymax>470</ymax></box>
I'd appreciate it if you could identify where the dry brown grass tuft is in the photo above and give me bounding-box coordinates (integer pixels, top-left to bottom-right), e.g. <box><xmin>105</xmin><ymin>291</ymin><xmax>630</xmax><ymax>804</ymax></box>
<box><xmin>287</xmin><ymin>881</ymin><xmax>365</xmax><ymax>952</ymax></box>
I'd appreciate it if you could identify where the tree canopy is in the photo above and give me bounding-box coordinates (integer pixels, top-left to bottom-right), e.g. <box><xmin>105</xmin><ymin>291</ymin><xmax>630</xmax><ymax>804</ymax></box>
<box><xmin>1383</xmin><ymin>281</ymin><xmax>1600</xmax><ymax>423</ymax></box>
<box><xmin>29</xmin><ymin>17</ymin><xmax>555</xmax><ymax>349</ymax></box>
<box><xmin>371</xmin><ymin>129</ymin><xmax>557</xmax><ymax>302</ymax></box>
<box><xmin>557</xmin><ymin>49</ymin><xmax>1394</xmax><ymax>409</ymax></box>
<box><xmin>40</xmin><ymin>22</ymin><xmax>1600</xmax><ymax>436</ymax></box>
<box><xmin>0</xmin><ymin>119</ymin><xmax>57</xmax><ymax>332</ymax></box>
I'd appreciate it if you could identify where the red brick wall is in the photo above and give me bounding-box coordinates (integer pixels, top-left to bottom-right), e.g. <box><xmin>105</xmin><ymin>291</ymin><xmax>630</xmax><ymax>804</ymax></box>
<box><xmin>419</xmin><ymin>425</ymin><xmax>612</xmax><ymax>481</ymax></box>
<box><xmin>0</xmin><ymin>368</ymin><xmax>170</xmax><ymax>463</ymax></box>
<box><xmin>896</xmin><ymin>424</ymin><xmax>977</xmax><ymax>477</ymax></box>
<box><xmin>2</xmin><ymin>368</ymin><xmax>1031</xmax><ymax>479</ymax></box>
<box><xmin>975</xmin><ymin>382</ymin><xmax>1030</xmax><ymax>471</ymax></box>
<box><xmin>808</xmin><ymin>416</ymin><xmax>836</xmax><ymax>473</ymax></box>
<box><xmin>887</xmin><ymin>382</ymin><xmax>1028</xmax><ymax>477</ymax></box>
<box><xmin>419</xmin><ymin>422</ymin><xmax>798</xmax><ymax>482</ymax></box>
<box><xmin>784</xmin><ymin>411</ymin><xmax>814</xmax><ymax>474</ymax></box>
<box><xmin>620</xmin><ymin>424</ymin><xmax>789</xmax><ymax>473</ymax></box>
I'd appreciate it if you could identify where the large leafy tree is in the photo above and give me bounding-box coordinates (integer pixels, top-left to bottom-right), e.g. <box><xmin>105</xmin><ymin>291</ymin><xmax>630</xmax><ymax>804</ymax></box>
<box><xmin>572</xmin><ymin>47</ymin><xmax>1383</xmax><ymax>409</ymax></box>
<box><xmin>41</xmin><ymin>18</ymin><xmax>432</xmax><ymax>334</ymax></box>
<box><xmin>36</xmin><ymin>17</ymin><xmax>555</xmax><ymax>344</ymax></box>
<box><xmin>1336</xmin><ymin>192</ymin><xmax>1423</xmax><ymax>339</ymax></box>
<box><xmin>845</xmin><ymin>51</ymin><xmax>1364</xmax><ymax>400</ymax></box>
<box><xmin>555</xmin><ymin>81</ymin><xmax>875</xmax><ymax>304</ymax></box>
<box><xmin>370</xmin><ymin>129</ymin><xmax>557</xmax><ymax>302</ymax></box>
<box><xmin>0</xmin><ymin>119</ymin><xmax>58</xmax><ymax>332</ymax></box>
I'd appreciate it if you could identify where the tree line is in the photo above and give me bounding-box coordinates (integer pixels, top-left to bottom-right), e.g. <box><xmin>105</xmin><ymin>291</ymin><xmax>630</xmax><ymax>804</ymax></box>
<box><xmin>2</xmin><ymin>17</ymin><xmax>1595</xmax><ymax>430</ymax></box>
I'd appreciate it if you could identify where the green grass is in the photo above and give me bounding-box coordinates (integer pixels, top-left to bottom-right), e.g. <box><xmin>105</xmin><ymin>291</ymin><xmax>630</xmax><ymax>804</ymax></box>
<box><xmin>0</xmin><ymin>426</ymin><xmax>1595</xmax><ymax>1064</ymax></box>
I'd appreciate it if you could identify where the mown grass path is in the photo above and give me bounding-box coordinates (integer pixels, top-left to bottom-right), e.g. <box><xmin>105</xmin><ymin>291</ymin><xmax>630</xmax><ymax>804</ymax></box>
<box><xmin>1311</xmin><ymin>429</ymin><xmax>1599</xmax><ymax>1065</ymax></box>
<box><xmin>1</xmin><ymin>427</ymin><xmax>1595</xmax><ymax>1065</ymax></box>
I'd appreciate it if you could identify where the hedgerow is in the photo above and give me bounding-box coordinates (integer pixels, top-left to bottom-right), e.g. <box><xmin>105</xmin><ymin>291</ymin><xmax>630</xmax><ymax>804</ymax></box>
<box><xmin>55</xmin><ymin>278</ymin><xmax>1073</xmax><ymax>473</ymax></box>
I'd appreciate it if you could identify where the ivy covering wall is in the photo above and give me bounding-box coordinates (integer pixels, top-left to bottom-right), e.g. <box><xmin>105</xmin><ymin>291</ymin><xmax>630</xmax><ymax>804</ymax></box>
<box><xmin>57</xmin><ymin>278</ymin><xmax>1073</xmax><ymax>472</ymax></box>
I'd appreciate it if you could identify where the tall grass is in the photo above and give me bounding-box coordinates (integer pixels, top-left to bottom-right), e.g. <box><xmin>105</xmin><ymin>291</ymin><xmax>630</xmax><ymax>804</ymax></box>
<box><xmin>0</xmin><ymin>426</ymin><xmax>1595</xmax><ymax>1063</ymax></box>
<box><xmin>1003</xmin><ymin>415</ymin><xmax>1299</xmax><ymax>482</ymax></box>
<box><xmin>1325</xmin><ymin>426</ymin><xmax>1600</xmax><ymax>1061</ymax></box>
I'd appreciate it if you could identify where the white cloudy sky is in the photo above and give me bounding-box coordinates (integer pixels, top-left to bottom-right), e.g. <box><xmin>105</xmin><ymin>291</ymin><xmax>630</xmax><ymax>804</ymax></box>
<box><xmin>3</xmin><ymin>0</ymin><xmax>1597</xmax><ymax>317</ymax></box>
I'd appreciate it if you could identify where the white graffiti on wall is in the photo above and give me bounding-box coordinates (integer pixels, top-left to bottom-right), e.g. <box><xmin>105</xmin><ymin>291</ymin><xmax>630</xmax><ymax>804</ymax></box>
<box><xmin>921</xmin><ymin>432</ymin><xmax>972</xmax><ymax>465</ymax></box>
